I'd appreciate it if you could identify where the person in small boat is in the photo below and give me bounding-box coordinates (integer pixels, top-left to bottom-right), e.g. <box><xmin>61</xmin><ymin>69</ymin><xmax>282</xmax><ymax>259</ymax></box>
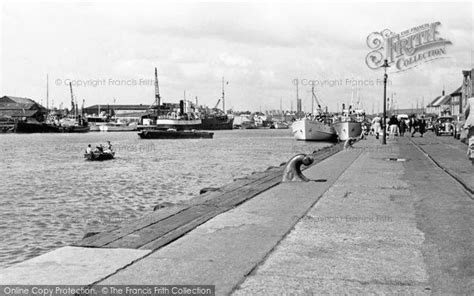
<box><xmin>104</xmin><ymin>141</ymin><xmax>113</xmax><ymax>153</ymax></box>
<box><xmin>96</xmin><ymin>144</ymin><xmax>104</xmax><ymax>153</ymax></box>
<box><xmin>86</xmin><ymin>144</ymin><xmax>92</xmax><ymax>154</ymax></box>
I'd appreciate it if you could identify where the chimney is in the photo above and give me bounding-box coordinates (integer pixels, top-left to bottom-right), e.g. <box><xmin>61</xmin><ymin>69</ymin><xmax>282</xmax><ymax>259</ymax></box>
<box><xmin>442</xmin><ymin>90</ymin><xmax>445</xmax><ymax>96</ymax></box>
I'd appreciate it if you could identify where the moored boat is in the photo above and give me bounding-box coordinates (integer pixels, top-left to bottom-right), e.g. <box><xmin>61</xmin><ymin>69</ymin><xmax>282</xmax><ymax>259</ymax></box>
<box><xmin>138</xmin><ymin>129</ymin><xmax>214</xmax><ymax>139</ymax></box>
<box><xmin>292</xmin><ymin>118</ymin><xmax>336</xmax><ymax>141</ymax></box>
<box><xmin>333</xmin><ymin>108</ymin><xmax>364</xmax><ymax>141</ymax></box>
<box><xmin>333</xmin><ymin>120</ymin><xmax>362</xmax><ymax>141</ymax></box>
<box><xmin>200</xmin><ymin>115</ymin><xmax>233</xmax><ymax>130</ymax></box>
<box><xmin>15</xmin><ymin>120</ymin><xmax>89</xmax><ymax>133</ymax></box>
<box><xmin>99</xmin><ymin>122</ymin><xmax>138</xmax><ymax>132</ymax></box>
<box><xmin>270</xmin><ymin>121</ymin><xmax>290</xmax><ymax>129</ymax></box>
<box><xmin>16</xmin><ymin>82</ymin><xmax>90</xmax><ymax>133</ymax></box>
<box><xmin>291</xmin><ymin>87</ymin><xmax>336</xmax><ymax>141</ymax></box>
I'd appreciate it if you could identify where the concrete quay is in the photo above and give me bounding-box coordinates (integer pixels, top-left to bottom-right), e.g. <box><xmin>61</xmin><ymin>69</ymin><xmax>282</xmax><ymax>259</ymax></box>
<box><xmin>0</xmin><ymin>133</ymin><xmax>472</xmax><ymax>295</ymax></box>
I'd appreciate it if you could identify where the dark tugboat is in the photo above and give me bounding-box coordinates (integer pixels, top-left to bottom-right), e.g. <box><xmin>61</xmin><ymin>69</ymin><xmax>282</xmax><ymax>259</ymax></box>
<box><xmin>138</xmin><ymin>129</ymin><xmax>213</xmax><ymax>139</ymax></box>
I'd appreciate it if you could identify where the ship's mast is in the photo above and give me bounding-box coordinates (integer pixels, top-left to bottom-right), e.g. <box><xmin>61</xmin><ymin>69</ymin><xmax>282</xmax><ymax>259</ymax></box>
<box><xmin>155</xmin><ymin>67</ymin><xmax>160</xmax><ymax>114</ymax></box>
<box><xmin>222</xmin><ymin>77</ymin><xmax>225</xmax><ymax>113</ymax></box>
<box><xmin>296</xmin><ymin>80</ymin><xmax>299</xmax><ymax>113</ymax></box>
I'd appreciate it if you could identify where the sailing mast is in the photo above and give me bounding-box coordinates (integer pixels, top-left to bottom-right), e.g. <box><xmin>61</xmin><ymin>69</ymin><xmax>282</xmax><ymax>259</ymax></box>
<box><xmin>311</xmin><ymin>86</ymin><xmax>314</xmax><ymax>114</ymax></box>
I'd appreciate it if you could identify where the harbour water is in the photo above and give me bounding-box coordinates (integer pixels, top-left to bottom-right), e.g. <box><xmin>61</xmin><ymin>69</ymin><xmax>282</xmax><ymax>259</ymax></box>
<box><xmin>0</xmin><ymin>129</ymin><xmax>332</xmax><ymax>268</ymax></box>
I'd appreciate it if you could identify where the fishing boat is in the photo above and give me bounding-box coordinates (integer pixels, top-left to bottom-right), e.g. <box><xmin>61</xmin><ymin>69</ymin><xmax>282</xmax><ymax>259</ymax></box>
<box><xmin>15</xmin><ymin>80</ymin><xmax>89</xmax><ymax>133</ymax></box>
<box><xmin>138</xmin><ymin>129</ymin><xmax>213</xmax><ymax>139</ymax></box>
<box><xmin>84</xmin><ymin>151</ymin><xmax>115</xmax><ymax>161</ymax></box>
<box><xmin>333</xmin><ymin>107</ymin><xmax>364</xmax><ymax>141</ymax></box>
<box><xmin>291</xmin><ymin>87</ymin><xmax>336</xmax><ymax>141</ymax></box>
<box><xmin>15</xmin><ymin>114</ymin><xmax>89</xmax><ymax>133</ymax></box>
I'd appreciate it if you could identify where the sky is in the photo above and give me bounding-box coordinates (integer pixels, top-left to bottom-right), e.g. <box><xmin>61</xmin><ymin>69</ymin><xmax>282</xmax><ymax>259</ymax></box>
<box><xmin>0</xmin><ymin>0</ymin><xmax>473</xmax><ymax>113</ymax></box>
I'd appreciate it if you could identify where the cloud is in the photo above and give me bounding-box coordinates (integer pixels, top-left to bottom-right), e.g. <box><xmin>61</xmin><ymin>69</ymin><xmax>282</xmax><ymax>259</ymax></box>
<box><xmin>1</xmin><ymin>1</ymin><xmax>472</xmax><ymax>111</ymax></box>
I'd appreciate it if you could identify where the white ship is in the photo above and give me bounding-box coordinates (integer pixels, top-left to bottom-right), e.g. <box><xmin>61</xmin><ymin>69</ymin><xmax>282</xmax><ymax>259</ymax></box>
<box><xmin>333</xmin><ymin>108</ymin><xmax>364</xmax><ymax>141</ymax></box>
<box><xmin>291</xmin><ymin>86</ymin><xmax>336</xmax><ymax>141</ymax></box>
<box><xmin>333</xmin><ymin>120</ymin><xmax>362</xmax><ymax>141</ymax></box>
<box><xmin>292</xmin><ymin>119</ymin><xmax>336</xmax><ymax>141</ymax></box>
<box><xmin>99</xmin><ymin>121</ymin><xmax>138</xmax><ymax>132</ymax></box>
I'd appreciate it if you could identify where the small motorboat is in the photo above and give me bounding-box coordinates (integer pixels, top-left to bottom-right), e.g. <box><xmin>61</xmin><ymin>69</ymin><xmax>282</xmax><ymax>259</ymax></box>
<box><xmin>84</xmin><ymin>151</ymin><xmax>115</xmax><ymax>161</ymax></box>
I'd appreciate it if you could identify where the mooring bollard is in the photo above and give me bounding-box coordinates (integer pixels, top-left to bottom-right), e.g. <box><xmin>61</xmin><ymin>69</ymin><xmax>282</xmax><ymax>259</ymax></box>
<box><xmin>468</xmin><ymin>136</ymin><xmax>474</xmax><ymax>165</ymax></box>
<box><xmin>282</xmin><ymin>154</ymin><xmax>314</xmax><ymax>182</ymax></box>
<box><xmin>344</xmin><ymin>137</ymin><xmax>358</xmax><ymax>150</ymax></box>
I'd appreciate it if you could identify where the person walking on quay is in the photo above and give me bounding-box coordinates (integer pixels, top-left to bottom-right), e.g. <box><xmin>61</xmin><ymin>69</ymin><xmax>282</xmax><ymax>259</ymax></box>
<box><xmin>463</xmin><ymin>96</ymin><xmax>474</xmax><ymax>141</ymax></box>
<box><xmin>409</xmin><ymin>115</ymin><xmax>418</xmax><ymax>137</ymax></box>
<box><xmin>388</xmin><ymin>115</ymin><xmax>399</xmax><ymax>140</ymax></box>
<box><xmin>418</xmin><ymin>116</ymin><xmax>426</xmax><ymax>137</ymax></box>
<box><xmin>399</xmin><ymin>118</ymin><xmax>407</xmax><ymax>136</ymax></box>
<box><xmin>371</xmin><ymin>115</ymin><xmax>382</xmax><ymax>139</ymax></box>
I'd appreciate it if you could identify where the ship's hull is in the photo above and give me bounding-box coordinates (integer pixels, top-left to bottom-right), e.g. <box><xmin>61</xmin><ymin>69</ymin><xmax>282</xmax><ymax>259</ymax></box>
<box><xmin>138</xmin><ymin>130</ymin><xmax>214</xmax><ymax>139</ymax></box>
<box><xmin>291</xmin><ymin>119</ymin><xmax>336</xmax><ymax>141</ymax></box>
<box><xmin>99</xmin><ymin>124</ymin><xmax>137</xmax><ymax>132</ymax></box>
<box><xmin>15</xmin><ymin>122</ymin><xmax>90</xmax><ymax>133</ymax></box>
<box><xmin>200</xmin><ymin>117</ymin><xmax>234</xmax><ymax>130</ymax></box>
<box><xmin>333</xmin><ymin>121</ymin><xmax>362</xmax><ymax>141</ymax></box>
<box><xmin>137</xmin><ymin>119</ymin><xmax>202</xmax><ymax>131</ymax></box>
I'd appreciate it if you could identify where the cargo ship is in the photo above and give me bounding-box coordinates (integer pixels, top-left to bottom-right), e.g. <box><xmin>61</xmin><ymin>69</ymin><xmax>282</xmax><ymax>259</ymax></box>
<box><xmin>138</xmin><ymin>67</ymin><xmax>202</xmax><ymax>131</ymax></box>
<box><xmin>197</xmin><ymin>77</ymin><xmax>233</xmax><ymax>130</ymax></box>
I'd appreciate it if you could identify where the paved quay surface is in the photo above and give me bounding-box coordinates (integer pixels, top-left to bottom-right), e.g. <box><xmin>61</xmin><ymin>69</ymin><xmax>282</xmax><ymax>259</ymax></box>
<box><xmin>234</xmin><ymin>134</ymin><xmax>473</xmax><ymax>295</ymax></box>
<box><xmin>1</xmin><ymin>133</ymin><xmax>472</xmax><ymax>295</ymax></box>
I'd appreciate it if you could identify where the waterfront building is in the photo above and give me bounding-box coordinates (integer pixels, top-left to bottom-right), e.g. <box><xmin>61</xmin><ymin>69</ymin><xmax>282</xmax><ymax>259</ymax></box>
<box><xmin>426</xmin><ymin>68</ymin><xmax>474</xmax><ymax>117</ymax></box>
<box><xmin>0</xmin><ymin>96</ymin><xmax>46</xmax><ymax>131</ymax></box>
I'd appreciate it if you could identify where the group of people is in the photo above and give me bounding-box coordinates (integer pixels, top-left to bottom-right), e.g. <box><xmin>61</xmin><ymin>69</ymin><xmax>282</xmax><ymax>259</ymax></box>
<box><xmin>371</xmin><ymin>114</ymin><xmax>426</xmax><ymax>140</ymax></box>
<box><xmin>85</xmin><ymin>141</ymin><xmax>113</xmax><ymax>154</ymax></box>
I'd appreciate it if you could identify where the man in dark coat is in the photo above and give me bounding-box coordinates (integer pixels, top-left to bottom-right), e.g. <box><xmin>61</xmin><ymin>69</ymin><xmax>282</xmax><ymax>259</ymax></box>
<box><xmin>418</xmin><ymin>116</ymin><xmax>426</xmax><ymax>137</ymax></box>
<box><xmin>399</xmin><ymin>119</ymin><xmax>407</xmax><ymax>136</ymax></box>
<box><xmin>409</xmin><ymin>115</ymin><xmax>418</xmax><ymax>137</ymax></box>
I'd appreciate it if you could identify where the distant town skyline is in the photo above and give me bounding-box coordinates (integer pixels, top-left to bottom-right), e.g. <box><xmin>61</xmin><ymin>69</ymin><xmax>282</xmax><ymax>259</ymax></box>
<box><xmin>1</xmin><ymin>1</ymin><xmax>472</xmax><ymax>112</ymax></box>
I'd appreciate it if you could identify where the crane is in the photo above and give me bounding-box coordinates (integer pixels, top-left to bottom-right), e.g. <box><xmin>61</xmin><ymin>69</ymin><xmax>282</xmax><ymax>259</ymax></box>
<box><xmin>214</xmin><ymin>99</ymin><xmax>221</xmax><ymax>109</ymax></box>
<box><xmin>69</xmin><ymin>82</ymin><xmax>75</xmax><ymax>115</ymax></box>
